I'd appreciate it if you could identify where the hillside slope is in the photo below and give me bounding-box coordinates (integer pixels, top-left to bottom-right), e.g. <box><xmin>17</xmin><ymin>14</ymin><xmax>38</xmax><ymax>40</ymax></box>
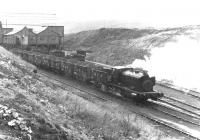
<box><xmin>0</xmin><ymin>46</ymin><xmax>183</xmax><ymax>140</ymax></box>
<box><xmin>63</xmin><ymin>27</ymin><xmax>191</xmax><ymax>66</ymax></box>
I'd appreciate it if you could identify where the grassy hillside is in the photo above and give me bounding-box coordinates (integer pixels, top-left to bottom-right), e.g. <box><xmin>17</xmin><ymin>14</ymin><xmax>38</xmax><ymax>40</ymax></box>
<box><xmin>63</xmin><ymin>27</ymin><xmax>189</xmax><ymax>66</ymax></box>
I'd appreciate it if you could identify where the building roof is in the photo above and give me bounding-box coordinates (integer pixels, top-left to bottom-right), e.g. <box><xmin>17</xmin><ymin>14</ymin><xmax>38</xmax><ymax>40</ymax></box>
<box><xmin>3</xmin><ymin>25</ymin><xmax>64</xmax><ymax>36</ymax></box>
<box><xmin>32</xmin><ymin>26</ymin><xmax>47</xmax><ymax>34</ymax></box>
<box><xmin>37</xmin><ymin>26</ymin><xmax>64</xmax><ymax>36</ymax></box>
<box><xmin>5</xmin><ymin>27</ymin><xmax>24</xmax><ymax>35</ymax></box>
<box><xmin>4</xmin><ymin>26</ymin><xmax>37</xmax><ymax>36</ymax></box>
<box><xmin>0</xmin><ymin>28</ymin><xmax>13</xmax><ymax>35</ymax></box>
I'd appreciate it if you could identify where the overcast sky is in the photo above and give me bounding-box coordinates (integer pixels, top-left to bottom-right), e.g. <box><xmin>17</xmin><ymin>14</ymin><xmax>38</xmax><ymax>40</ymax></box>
<box><xmin>0</xmin><ymin>0</ymin><xmax>200</xmax><ymax>33</ymax></box>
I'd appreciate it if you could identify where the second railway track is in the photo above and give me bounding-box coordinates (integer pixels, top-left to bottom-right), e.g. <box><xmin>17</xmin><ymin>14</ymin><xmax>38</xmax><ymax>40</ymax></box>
<box><xmin>157</xmin><ymin>82</ymin><xmax>200</xmax><ymax>101</ymax></box>
<box><xmin>159</xmin><ymin>96</ymin><xmax>200</xmax><ymax>117</ymax></box>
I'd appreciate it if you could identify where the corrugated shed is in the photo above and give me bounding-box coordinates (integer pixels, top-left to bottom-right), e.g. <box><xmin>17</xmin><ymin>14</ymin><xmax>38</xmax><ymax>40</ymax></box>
<box><xmin>0</xmin><ymin>27</ymin><xmax>13</xmax><ymax>44</ymax></box>
<box><xmin>2</xmin><ymin>25</ymin><xmax>64</xmax><ymax>48</ymax></box>
<box><xmin>37</xmin><ymin>26</ymin><xmax>64</xmax><ymax>45</ymax></box>
<box><xmin>32</xmin><ymin>26</ymin><xmax>47</xmax><ymax>34</ymax></box>
<box><xmin>1</xmin><ymin>28</ymin><xmax>13</xmax><ymax>35</ymax></box>
<box><xmin>5</xmin><ymin>27</ymin><xmax>24</xmax><ymax>35</ymax></box>
<box><xmin>47</xmin><ymin>26</ymin><xmax>64</xmax><ymax>36</ymax></box>
<box><xmin>3</xmin><ymin>34</ymin><xmax>17</xmax><ymax>45</ymax></box>
<box><xmin>3</xmin><ymin>27</ymin><xmax>37</xmax><ymax>45</ymax></box>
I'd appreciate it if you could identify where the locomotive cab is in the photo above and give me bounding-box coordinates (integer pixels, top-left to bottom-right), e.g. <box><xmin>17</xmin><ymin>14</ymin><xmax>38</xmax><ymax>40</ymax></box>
<box><xmin>113</xmin><ymin>67</ymin><xmax>155</xmax><ymax>92</ymax></box>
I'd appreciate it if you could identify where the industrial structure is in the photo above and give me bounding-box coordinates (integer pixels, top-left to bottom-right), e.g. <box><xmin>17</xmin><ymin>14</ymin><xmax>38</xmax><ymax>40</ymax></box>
<box><xmin>0</xmin><ymin>22</ymin><xmax>64</xmax><ymax>53</ymax></box>
<box><xmin>0</xmin><ymin>21</ymin><xmax>13</xmax><ymax>45</ymax></box>
<box><xmin>3</xmin><ymin>27</ymin><xmax>36</xmax><ymax>49</ymax></box>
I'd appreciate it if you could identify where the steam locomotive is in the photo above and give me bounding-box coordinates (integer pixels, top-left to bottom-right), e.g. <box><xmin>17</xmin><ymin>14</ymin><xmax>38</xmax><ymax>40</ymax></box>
<box><xmin>15</xmin><ymin>50</ymin><xmax>163</xmax><ymax>101</ymax></box>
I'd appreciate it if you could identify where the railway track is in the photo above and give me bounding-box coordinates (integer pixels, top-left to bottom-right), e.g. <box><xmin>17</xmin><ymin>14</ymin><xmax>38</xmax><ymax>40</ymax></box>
<box><xmin>38</xmin><ymin>70</ymin><xmax>107</xmax><ymax>103</ymax></box>
<box><xmin>154</xmin><ymin>83</ymin><xmax>200</xmax><ymax>125</ymax></box>
<box><xmin>149</xmin><ymin>99</ymin><xmax>200</xmax><ymax>126</ymax></box>
<box><xmin>160</xmin><ymin>96</ymin><xmax>200</xmax><ymax>116</ymax></box>
<box><xmin>38</xmin><ymin>69</ymin><xmax>200</xmax><ymax>140</ymax></box>
<box><xmin>157</xmin><ymin>82</ymin><xmax>200</xmax><ymax>100</ymax></box>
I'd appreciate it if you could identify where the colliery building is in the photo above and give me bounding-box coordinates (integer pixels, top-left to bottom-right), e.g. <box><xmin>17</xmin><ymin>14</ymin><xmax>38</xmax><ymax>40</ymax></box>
<box><xmin>36</xmin><ymin>26</ymin><xmax>64</xmax><ymax>52</ymax></box>
<box><xmin>0</xmin><ymin>22</ymin><xmax>13</xmax><ymax>45</ymax></box>
<box><xmin>1</xmin><ymin>24</ymin><xmax>64</xmax><ymax>52</ymax></box>
<box><xmin>3</xmin><ymin>27</ymin><xmax>36</xmax><ymax>48</ymax></box>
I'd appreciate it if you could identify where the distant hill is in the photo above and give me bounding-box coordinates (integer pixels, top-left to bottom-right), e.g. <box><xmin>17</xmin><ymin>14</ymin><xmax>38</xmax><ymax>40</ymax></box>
<box><xmin>63</xmin><ymin>26</ymin><xmax>197</xmax><ymax>66</ymax></box>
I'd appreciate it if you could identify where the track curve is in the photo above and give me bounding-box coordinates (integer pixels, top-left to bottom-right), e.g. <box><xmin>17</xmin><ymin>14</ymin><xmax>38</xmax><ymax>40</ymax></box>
<box><xmin>38</xmin><ymin>69</ymin><xmax>200</xmax><ymax>140</ymax></box>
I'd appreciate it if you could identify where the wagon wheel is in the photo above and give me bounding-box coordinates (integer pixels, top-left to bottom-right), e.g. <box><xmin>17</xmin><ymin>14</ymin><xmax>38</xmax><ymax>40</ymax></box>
<box><xmin>135</xmin><ymin>95</ymin><xmax>148</xmax><ymax>102</ymax></box>
<box><xmin>82</xmin><ymin>75</ymin><xmax>86</xmax><ymax>82</ymax></box>
<box><xmin>101</xmin><ymin>84</ymin><xmax>107</xmax><ymax>93</ymax></box>
<box><xmin>119</xmin><ymin>89</ymin><xmax>126</xmax><ymax>97</ymax></box>
<box><xmin>94</xmin><ymin>82</ymin><xmax>99</xmax><ymax>88</ymax></box>
<box><xmin>82</xmin><ymin>74</ymin><xmax>88</xmax><ymax>82</ymax></box>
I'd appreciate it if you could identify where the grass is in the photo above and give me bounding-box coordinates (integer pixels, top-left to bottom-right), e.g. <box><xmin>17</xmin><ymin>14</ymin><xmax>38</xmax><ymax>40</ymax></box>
<box><xmin>44</xmin><ymin>85</ymin><xmax>180</xmax><ymax>140</ymax></box>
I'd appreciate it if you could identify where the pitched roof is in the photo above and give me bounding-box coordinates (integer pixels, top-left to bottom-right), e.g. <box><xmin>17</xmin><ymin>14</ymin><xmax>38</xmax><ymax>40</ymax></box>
<box><xmin>0</xmin><ymin>28</ymin><xmax>13</xmax><ymax>35</ymax></box>
<box><xmin>5</xmin><ymin>26</ymin><xmax>36</xmax><ymax>36</ymax></box>
<box><xmin>32</xmin><ymin>26</ymin><xmax>47</xmax><ymax>34</ymax></box>
<box><xmin>37</xmin><ymin>26</ymin><xmax>64</xmax><ymax>36</ymax></box>
<box><xmin>5</xmin><ymin>27</ymin><xmax>24</xmax><ymax>35</ymax></box>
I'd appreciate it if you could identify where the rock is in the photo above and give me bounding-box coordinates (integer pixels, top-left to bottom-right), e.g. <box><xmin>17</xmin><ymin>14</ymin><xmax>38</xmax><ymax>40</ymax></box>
<box><xmin>17</xmin><ymin>117</ymin><xmax>24</xmax><ymax>122</ymax></box>
<box><xmin>27</xmin><ymin>127</ymin><xmax>33</xmax><ymax>134</ymax></box>
<box><xmin>27</xmin><ymin>134</ymin><xmax>32</xmax><ymax>140</ymax></box>
<box><xmin>19</xmin><ymin>124</ymin><xmax>27</xmax><ymax>130</ymax></box>
<box><xmin>80</xmin><ymin>133</ymin><xmax>89</xmax><ymax>140</ymax></box>
<box><xmin>0</xmin><ymin>134</ymin><xmax>19</xmax><ymax>140</ymax></box>
<box><xmin>12</xmin><ymin>112</ymin><xmax>19</xmax><ymax>118</ymax></box>
<box><xmin>10</xmin><ymin>108</ymin><xmax>16</xmax><ymax>112</ymax></box>
<box><xmin>1</xmin><ymin>106</ymin><xmax>8</xmax><ymax>110</ymax></box>
<box><xmin>0</xmin><ymin>110</ymin><xmax>4</xmax><ymax>115</ymax></box>
<box><xmin>40</xmin><ymin>99</ymin><xmax>48</xmax><ymax>106</ymax></box>
<box><xmin>8</xmin><ymin>119</ymin><xmax>17</xmax><ymax>126</ymax></box>
<box><xmin>3</xmin><ymin>112</ymin><xmax>10</xmax><ymax>117</ymax></box>
<box><xmin>5</xmin><ymin>109</ymin><xmax>12</xmax><ymax>114</ymax></box>
<box><xmin>0</xmin><ymin>105</ymin><xmax>6</xmax><ymax>109</ymax></box>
